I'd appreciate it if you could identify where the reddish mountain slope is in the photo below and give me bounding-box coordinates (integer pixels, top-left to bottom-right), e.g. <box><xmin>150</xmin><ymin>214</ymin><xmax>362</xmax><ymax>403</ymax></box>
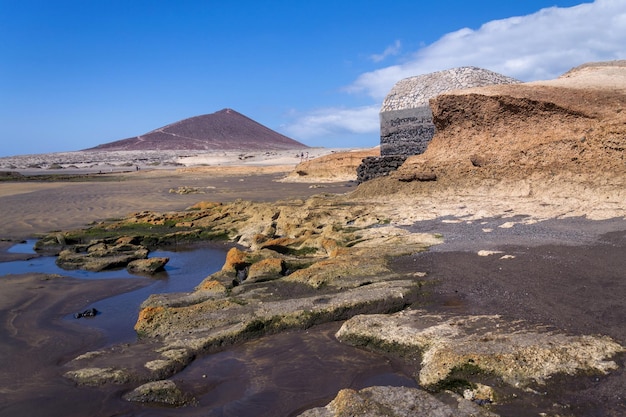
<box><xmin>86</xmin><ymin>108</ymin><xmax>307</xmax><ymax>151</ymax></box>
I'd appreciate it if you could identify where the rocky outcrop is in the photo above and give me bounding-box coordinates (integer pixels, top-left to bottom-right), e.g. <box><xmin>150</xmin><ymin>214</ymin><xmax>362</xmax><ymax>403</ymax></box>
<box><xmin>59</xmin><ymin>196</ymin><xmax>441</xmax><ymax>387</ymax></box>
<box><xmin>55</xmin><ymin>239</ymin><xmax>150</xmax><ymax>272</ymax></box>
<box><xmin>282</xmin><ymin>148</ymin><xmax>379</xmax><ymax>183</ymax></box>
<box><xmin>36</xmin><ymin>234</ymin><xmax>170</xmax><ymax>274</ymax></box>
<box><xmin>123</xmin><ymin>380</ymin><xmax>194</xmax><ymax>406</ymax></box>
<box><xmin>424</xmin><ymin>62</ymin><xmax>625</xmax><ymax>175</ymax></box>
<box><xmin>354</xmin><ymin>61</ymin><xmax>626</xmax><ymax>201</ymax></box>
<box><xmin>336</xmin><ymin>310</ymin><xmax>624</xmax><ymax>388</ymax></box>
<box><xmin>127</xmin><ymin>257</ymin><xmax>169</xmax><ymax>275</ymax></box>
<box><xmin>63</xmin><ymin>367</ymin><xmax>131</xmax><ymax>386</ymax></box>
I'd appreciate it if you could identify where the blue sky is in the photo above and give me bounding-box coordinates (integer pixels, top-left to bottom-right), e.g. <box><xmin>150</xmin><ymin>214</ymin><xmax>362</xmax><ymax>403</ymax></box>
<box><xmin>1</xmin><ymin>0</ymin><xmax>624</xmax><ymax>156</ymax></box>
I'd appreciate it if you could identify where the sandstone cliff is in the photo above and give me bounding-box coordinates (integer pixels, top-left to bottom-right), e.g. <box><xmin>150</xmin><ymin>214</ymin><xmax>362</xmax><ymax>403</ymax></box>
<box><xmin>379</xmin><ymin>66</ymin><xmax>520</xmax><ymax>156</ymax></box>
<box><xmin>281</xmin><ymin>147</ymin><xmax>379</xmax><ymax>182</ymax></box>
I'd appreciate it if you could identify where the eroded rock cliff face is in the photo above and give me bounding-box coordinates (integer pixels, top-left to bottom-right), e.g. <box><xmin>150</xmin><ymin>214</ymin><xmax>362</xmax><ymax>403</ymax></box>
<box><xmin>380</xmin><ymin>67</ymin><xmax>520</xmax><ymax>156</ymax></box>
<box><xmin>355</xmin><ymin>61</ymin><xmax>626</xmax><ymax>205</ymax></box>
<box><xmin>281</xmin><ymin>148</ymin><xmax>379</xmax><ymax>183</ymax></box>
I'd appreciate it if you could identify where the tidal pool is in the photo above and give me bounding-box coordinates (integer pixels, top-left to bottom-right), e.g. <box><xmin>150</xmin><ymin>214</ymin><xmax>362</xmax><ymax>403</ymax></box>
<box><xmin>1</xmin><ymin>240</ymin><xmax>227</xmax><ymax>344</ymax></box>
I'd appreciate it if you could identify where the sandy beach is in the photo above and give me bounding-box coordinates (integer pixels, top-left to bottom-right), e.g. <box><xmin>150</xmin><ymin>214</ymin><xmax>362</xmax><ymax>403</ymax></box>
<box><xmin>0</xmin><ymin>149</ymin><xmax>357</xmax><ymax>240</ymax></box>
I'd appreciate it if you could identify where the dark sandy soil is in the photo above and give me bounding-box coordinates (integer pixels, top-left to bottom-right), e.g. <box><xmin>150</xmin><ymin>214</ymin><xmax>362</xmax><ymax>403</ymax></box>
<box><xmin>0</xmin><ymin>170</ymin><xmax>355</xmax><ymax>240</ymax></box>
<box><xmin>0</xmin><ymin>273</ymin><xmax>152</xmax><ymax>417</ymax></box>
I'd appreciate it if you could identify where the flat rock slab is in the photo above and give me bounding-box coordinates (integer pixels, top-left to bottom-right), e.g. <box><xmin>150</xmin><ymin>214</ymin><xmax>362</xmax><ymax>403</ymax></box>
<box><xmin>297</xmin><ymin>385</ymin><xmax>498</xmax><ymax>417</ymax></box>
<box><xmin>336</xmin><ymin>310</ymin><xmax>624</xmax><ymax>387</ymax></box>
<box><xmin>64</xmin><ymin>280</ymin><xmax>422</xmax><ymax>386</ymax></box>
<box><xmin>123</xmin><ymin>379</ymin><xmax>194</xmax><ymax>406</ymax></box>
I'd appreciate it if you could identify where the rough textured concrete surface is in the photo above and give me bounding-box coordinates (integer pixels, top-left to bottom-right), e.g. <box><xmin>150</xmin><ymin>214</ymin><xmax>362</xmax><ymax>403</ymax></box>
<box><xmin>379</xmin><ymin>67</ymin><xmax>519</xmax><ymax>157</ymax></box>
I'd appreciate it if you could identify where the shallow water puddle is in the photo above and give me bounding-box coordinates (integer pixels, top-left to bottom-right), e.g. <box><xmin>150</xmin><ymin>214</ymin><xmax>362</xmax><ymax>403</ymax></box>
<box><xmin>6</xmin><ymin>239</ymin><xmax>39</xmax><ymax>254</ymax></box>
<box><xmin>170</xmin><ymin>322</ymin><xmax>418</xmax><ymax>417</ymax></box>
<box><xmin>0</xmin><ymin>241</ymin><xmax>227</xmax><ymax>344</ymax></box>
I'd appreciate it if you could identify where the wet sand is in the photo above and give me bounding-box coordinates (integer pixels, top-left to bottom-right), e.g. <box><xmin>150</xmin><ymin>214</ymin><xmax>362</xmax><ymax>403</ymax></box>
<box><xmin>394</xmin><ymin>217</ymin><xmax>626</xmax><ymax>416</ymax></box>
<box><xmin>0</xmin><ymin>273</ymin><xmax>152</xmax><ymax>417</ymax></box>
<box><xmin>1</xmin><ymin>169</ymin><xmax>625</xmax><ymax>416</ymax></box>
<box><xmin>0</xmin><ymin>168</ymin><xmax>355</xmax><ymax>240</ymax></box>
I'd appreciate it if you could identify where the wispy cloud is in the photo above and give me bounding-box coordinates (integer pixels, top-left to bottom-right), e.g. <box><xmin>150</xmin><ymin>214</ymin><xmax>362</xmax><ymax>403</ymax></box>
<box><xmin>286</xmin><ymin>0</ymin><xmax>626</xmax><ymax>145</ymax></box>
<box><xmin>369</xmin><ymin>40</ymin><xmax>402</xmax><ymax>63</ymax></box>
<box><xmin>282</xmin><ymin>105</ymin><xmax>380</xmax><ymax>140</ymax></box>
<box><xmin>348</xmin><ymin>0</ymin><xmax>626</xmax><ymax>99</ymax></box>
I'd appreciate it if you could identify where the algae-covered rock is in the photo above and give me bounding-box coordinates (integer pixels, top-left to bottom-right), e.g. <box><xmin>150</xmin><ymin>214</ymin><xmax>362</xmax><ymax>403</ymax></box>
<box><xmin>336</xmin><ymin>310</ymin><xmax>624</xmax><ymax>388</ymax></box>
<box><xmin>297</xmin><ymin>385</ymin><xmax>498</xmax><ymax>417</ymax></box>
<box><xmin>135</xmin><ymin>280</ymin><xmax>421</xmax><ymax>341</ymax></box>
<box><xmin>64</xmin><ymin>367</ymin><xmax>131</xmax><ymax>386</ymax></box>
<box><xmin>123</xmin><ymin>379</ymin><xmax>194</xmax><ymax>406</ymax></box>
<box><xmin>246</xmin><ymin>257</ymin><xmax>285</xmax><ymax>282</ymax></box>
<box><xmin>57</xmin><ymin>195</ymin><xmax>442</xmax><ymax>394</ymax></box>
<box><xmin>127</xmin><ymin>257</ymin><xmax>169</xmax><ymax>274</ymax></box>
<box><xmin>56</xmin><ymin>240</ymin><xmax>149</xmax><ymax>272</ymax></box>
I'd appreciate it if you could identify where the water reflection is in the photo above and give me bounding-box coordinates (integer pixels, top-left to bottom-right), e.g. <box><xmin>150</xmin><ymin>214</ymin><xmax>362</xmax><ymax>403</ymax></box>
<box><xmin>7</xmin><ymin>239</ymin><xmax>38</xmax><ymax>254</ymax></box>
<box><xmin>1</xmin><ymin>242</ymin><xmax>226</xmax><ymax>344</ymax></box>
<box><xmin>172</xmin><ymin>322</ymin><xmax>418</xmax><ymax>417</ymax></box>
<box><xmin>71</xmin><ymin>247</ymin><xmax>226</xmax><ymax>344</ymax></box>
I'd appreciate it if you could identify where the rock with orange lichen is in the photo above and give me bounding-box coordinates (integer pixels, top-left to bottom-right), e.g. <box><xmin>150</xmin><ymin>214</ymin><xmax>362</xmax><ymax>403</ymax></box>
<box><xmin>221</xmin><ymin>247</ymin><xmax>250</xmax><ymax>272</ymax></box>
<box><xmin>134</xmin><ymin>306</ymin><xmax>166</xmax><ymax>333</ymax></box>
<box><xmin>195</xmin><ymin>279</ymin><xmax>227</xmax><ymax>294</ymax></box>
<box><xmin>134</xmin><ymin>298</ymin><xmax>239</xmax><ymax>337</ymax></box>
<box><xmin>246</xmin><ymin>258</ymin><xmax>284</xmax><ymax>283</ymax></box>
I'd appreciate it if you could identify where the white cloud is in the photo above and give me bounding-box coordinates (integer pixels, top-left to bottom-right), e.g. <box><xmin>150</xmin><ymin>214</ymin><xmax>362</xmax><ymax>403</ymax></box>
<box><xmin>349</xmin><ymin>0</ymin><xmax>626</xmax><ymax>99</ymax></box>
<box><xmin>369</xmin><ymin>40</ymin><xmax>402</xmax><ymax>63</ymax></box>
<box><xmin>282</xmin><ymin>105</ymin><xmax>380</xmax><ymax>140</ymax></box>
<box><xmin>286</xmin><ymin>0</ymin><xmax>626</xmax><ymax>144</ymax></box>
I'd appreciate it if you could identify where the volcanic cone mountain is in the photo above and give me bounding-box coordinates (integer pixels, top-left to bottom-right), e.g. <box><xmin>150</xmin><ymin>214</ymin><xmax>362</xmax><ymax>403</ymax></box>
<box><xmin>86</xmin><ymin>108</ymin><xmax>307</xmax><ymax>151</ymax></box>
